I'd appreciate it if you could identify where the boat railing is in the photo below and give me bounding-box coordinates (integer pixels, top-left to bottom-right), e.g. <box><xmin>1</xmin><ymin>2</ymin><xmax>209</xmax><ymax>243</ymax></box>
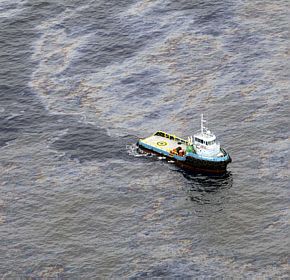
<box><xmin>154</xmin><ymin>131</ymin><xmax>188</xmax><ymax>144</ymax></box>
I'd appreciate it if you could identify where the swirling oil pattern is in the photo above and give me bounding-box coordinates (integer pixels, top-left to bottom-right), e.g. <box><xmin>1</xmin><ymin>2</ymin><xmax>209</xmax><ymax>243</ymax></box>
<box><xmin>0</xmin><ymin>0</ymin><xmax>289</xmax><ymax>278</ymax></box>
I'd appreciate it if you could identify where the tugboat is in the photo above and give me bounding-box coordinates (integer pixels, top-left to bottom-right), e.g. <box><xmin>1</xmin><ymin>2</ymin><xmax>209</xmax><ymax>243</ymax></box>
<box><xmin>137</xmin><ymin>114</ymin><xmax>231</xmax><ymax>174</ymax></box>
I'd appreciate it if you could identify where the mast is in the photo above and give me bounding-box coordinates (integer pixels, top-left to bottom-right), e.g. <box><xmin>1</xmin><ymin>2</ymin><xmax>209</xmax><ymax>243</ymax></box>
<box><xmin>201</xmin><ymin>114</ymin><xmax>204</xmax><ymax>135</ymax></box>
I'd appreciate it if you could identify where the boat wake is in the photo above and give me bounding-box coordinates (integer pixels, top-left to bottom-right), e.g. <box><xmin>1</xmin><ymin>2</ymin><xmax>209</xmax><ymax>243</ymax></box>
<box><xmin>126</xmin><ymin>143</ymin><xmax>152</xmax><ymax>158</ymax></box>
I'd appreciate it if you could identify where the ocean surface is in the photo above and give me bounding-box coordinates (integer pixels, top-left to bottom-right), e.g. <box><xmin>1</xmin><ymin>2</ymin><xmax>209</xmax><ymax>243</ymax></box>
<box><xmin>0</xmin><ymin>0</ymin><xmax>289</xmax><ymax>278</ymax></box>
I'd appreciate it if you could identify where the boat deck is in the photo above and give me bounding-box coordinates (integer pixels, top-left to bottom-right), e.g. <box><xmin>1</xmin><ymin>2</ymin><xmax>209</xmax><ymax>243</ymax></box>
<box><xmin>140</xmin><ymin>135</ymin><xmax>187</xmax><ymax>153</ymax></box>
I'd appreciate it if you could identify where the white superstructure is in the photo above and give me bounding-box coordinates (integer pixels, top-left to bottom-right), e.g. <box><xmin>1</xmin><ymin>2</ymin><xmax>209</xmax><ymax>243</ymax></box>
<box><xmin>191</xmin><ymin>114</ymin><xmax>222</xmax><ymax>158</ymax></box>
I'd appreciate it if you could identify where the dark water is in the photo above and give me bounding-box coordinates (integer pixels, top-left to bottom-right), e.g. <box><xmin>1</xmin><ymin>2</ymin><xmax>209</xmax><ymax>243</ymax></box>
<box><xmin>0</xmin><ymin>0</ymin><xmax>289</xmax><ymax>278</ymax></box>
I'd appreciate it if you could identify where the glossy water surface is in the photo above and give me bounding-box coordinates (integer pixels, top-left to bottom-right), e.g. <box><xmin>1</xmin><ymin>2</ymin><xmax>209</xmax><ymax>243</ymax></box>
<box><xmin>0</xmin><ymin>0</ymin><xmax>289</xmax><ymax>278</ymax></box>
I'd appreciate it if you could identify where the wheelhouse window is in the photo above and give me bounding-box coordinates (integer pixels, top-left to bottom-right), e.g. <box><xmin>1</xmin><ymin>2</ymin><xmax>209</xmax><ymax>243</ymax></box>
<box><xmin>195</xmin><ymin>138</ymin><xmax>216</xmax><ymax>145</ymax></box>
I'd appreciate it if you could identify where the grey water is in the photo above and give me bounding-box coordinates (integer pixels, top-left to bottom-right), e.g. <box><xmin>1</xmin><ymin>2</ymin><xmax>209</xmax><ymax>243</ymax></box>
<box><xmin>0</xmin><ymin>0</ymin><xmax>289</xmax><ymax>278</ymax></box>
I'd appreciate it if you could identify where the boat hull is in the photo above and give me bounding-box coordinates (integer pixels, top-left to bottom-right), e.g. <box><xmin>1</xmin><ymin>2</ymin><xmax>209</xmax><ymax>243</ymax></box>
<box><xmin>182</xmin><ymin>154</ymin><xmax>231</xmax><ymax>173</ymax></box>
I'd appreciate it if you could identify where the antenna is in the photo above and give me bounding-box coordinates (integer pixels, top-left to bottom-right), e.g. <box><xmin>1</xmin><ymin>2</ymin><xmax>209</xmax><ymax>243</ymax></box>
<box><xmin>201</xmin><ymin>114</ymin><xmax>206</xmax><ymax>134</ymax></box>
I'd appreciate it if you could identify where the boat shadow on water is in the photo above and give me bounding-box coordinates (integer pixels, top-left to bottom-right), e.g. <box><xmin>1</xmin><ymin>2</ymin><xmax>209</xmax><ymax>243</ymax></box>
<box><xmin>176</xmin><ymin>169</ymin><xmax>233</xmax><ymax>205</ymax></box>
